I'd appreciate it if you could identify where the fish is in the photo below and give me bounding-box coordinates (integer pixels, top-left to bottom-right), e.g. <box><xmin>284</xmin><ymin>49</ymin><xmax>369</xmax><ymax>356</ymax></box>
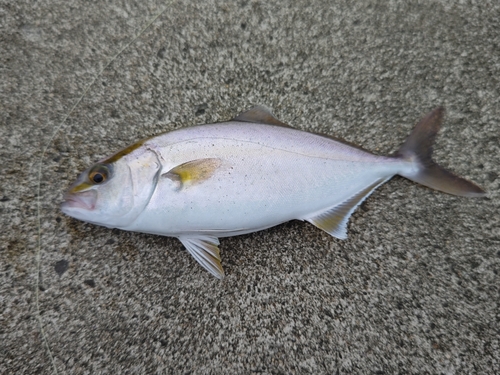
<box><xmin>61</xmin><ymin>106</ymin><xmax>485</xmax><ymax>279</ymax></box>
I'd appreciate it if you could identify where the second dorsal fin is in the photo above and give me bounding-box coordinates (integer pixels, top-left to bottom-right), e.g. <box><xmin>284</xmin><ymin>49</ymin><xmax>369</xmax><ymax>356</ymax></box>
<box><xmin>233</xmin><ymin>105</ymin><xmax>291</xmax><ymax>127</ymax></box>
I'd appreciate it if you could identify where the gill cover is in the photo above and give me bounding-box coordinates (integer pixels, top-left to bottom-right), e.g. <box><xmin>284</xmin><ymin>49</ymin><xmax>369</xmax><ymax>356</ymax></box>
<box><xmin>62</xmin><ymin>147</ymin><xmax>161</xmax><ymax>228</ymax></box>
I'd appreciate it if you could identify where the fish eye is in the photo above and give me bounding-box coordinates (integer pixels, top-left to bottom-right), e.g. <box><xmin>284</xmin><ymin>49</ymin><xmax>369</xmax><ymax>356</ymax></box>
<box><xmin>89</xmin><ymin>164</ymin><xmax>110</xmax><ymax>184</ymax></box>
<box><xmin>91</xmin><ymin>172</ymin><xmax>104</xmax><ymax>183</ymax></box>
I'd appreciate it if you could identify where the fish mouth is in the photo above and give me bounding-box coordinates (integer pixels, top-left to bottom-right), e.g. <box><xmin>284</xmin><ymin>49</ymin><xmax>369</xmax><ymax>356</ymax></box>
<box><xmin>61</xmin><ymin>190</ymin><xmax>97</xmax><ymax>212</ymax></box>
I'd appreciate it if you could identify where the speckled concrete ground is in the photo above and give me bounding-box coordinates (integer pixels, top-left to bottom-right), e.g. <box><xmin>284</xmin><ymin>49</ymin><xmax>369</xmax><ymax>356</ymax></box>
<box><xmin>1</xmin><ymin>0</ymin><xmax>499</xmax><ymax>374</ymax></box>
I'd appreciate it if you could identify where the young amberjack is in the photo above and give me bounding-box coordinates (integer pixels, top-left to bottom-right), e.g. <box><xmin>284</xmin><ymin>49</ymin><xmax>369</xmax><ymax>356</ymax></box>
<box><xmin>61</xmin><ymin>106</ymin><xmax>485</xmax><ymax>278</ymax></box>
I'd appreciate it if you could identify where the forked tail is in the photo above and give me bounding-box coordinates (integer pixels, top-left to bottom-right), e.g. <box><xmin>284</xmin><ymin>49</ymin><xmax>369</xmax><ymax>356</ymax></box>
<box><xmin>395</xmin><ymin>107</ymin><xmax>485</xmax><ymax>197</ymax></box>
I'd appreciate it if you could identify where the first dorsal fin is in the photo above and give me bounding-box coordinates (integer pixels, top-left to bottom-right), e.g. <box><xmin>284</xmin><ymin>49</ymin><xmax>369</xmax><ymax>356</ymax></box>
<box><xmin>233</xmin><ymin>105</ymin><xmax>291</xmax><ymax>127</ymax></box>
<box><xmin>178</xmin><ymin>235</ymin><xmax>225</xmax><ymax>279</ymax></box>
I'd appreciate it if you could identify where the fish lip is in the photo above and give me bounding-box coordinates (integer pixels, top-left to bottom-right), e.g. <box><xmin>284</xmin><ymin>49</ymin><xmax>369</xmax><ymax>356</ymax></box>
<box><xmin>61</xmin><ymin>189</ymin><xmax>97</xmax><ymax>212</ymax></box>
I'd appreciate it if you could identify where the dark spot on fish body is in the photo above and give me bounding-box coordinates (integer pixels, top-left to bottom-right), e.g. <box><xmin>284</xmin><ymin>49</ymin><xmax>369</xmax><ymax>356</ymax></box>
<box><xmin>54</xmin><ymin>259</ymin><xmax>69</xmax><ymax>276</ymax></box>
<box><xmin>83</xmin><ymin>279</ymin><xmax>95</xmax><ymax>288</ymax></box>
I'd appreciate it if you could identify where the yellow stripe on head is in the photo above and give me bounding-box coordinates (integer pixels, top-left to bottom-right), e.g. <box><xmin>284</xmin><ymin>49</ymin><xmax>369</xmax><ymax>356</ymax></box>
<box><xmin>103</xmin><ymin>139</ymin><xmax>147</xmax><ymax>164</ymax></box>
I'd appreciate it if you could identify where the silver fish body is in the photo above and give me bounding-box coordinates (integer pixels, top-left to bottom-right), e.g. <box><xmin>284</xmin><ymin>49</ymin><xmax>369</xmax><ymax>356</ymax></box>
<box><xmin>61</xmin><ymin>106</ymin><xmax>485</xmax><ymax>278</ymax></box>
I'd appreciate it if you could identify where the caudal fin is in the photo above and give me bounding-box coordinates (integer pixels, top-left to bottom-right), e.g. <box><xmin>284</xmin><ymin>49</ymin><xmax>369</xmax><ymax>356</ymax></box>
<box><xmin>395</xmin><ymin>107</ymin><xmax>485</xmax><ymax>197</ymax></box>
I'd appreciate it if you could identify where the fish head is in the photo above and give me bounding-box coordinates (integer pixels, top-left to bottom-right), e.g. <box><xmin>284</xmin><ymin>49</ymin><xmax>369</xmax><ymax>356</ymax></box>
<box><xmin>61</xmin><ymin>145</ymin><xmax>161</xmax><ymax>228</ymax></box>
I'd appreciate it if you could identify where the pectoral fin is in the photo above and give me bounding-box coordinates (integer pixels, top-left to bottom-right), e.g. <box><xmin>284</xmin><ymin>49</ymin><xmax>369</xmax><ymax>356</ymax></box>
<box><xmin>233</xmin><ymin>105</ymin><xmax>291</xmax><ymax>127</ymax></box>
<box><xmin>178</xmin><ymin>235</ymin><xmax>225</xmax><ymax>279</ymax></box>
<box><xmin>305</xmin><ymin>178</ymin><xmax>389</xmax><ymax>239</ymax></box>
<box><xmin>163</xmin><ymin>158</ymin><xmax>222</xmax><ymax>189</ymax></box>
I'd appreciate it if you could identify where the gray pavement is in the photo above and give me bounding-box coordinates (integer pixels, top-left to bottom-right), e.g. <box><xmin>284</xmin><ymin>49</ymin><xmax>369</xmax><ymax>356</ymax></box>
<box><xmin>1</xmin><ymin>0</ymin><xmax>499</xmax><ymax>374</ymax></box>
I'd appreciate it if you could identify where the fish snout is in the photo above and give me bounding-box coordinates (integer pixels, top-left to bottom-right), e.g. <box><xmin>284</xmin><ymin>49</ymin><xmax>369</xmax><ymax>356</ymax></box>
<box><xmin>61</xmin><ymin>189</ymin><xmax>97</xmax><ymax>213</ymax></box>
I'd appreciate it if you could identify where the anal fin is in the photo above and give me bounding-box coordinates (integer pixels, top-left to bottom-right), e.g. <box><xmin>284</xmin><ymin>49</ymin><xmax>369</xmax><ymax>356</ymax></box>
<box><xmin>178</xmin><ymin>235</ymin><xmax>225</xmax><ymax>279</ymax></box>
<box><xmin>305</xmin><ymin>178</ymin><xmax>389</xmax><ymax>239</ymax></box>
